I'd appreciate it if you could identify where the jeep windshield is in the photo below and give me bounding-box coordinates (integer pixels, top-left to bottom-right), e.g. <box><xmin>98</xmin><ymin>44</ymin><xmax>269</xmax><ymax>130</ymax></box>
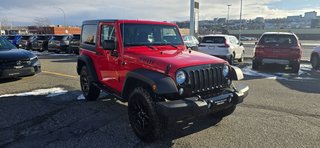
<box><xmin>120</xmin><ymin>24</ymin><xmax>183</xmax><ymax>47</ymax></box>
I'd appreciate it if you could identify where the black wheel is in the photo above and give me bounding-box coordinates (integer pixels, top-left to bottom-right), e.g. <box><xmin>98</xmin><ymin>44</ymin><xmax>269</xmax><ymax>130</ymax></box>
<box><xmin>291</xmin><ymin>63</ymin><xmax>300</xmax><ymax>73</ymax></box>
<box><xmin>128</xmin><ymin>87</ymin><xmax>166</xmax><ymax>142</ymax></box>
<box><xmin>311</xmin><ymin>54</ymin><xmax>320</xmax><ymax>70</ymax></box>
<box><xmin>212</xmin><ymin>105</ymin><xmax>236</xmax><ymax>118</ymax></box>
<box><xmin>252</xmin><ymin>60</ymin><xmax>259</xmax><ymax>70</ymax></box>
<box><xmin>54</xmin><ymin>51</ymin><xmax>60</xmax><ymax>54</ymax></box>
<box><xmin>80</xmin><ymin>66</ymin><xmax>100</xmax><ymax>101</ymax></box>
<box><xmin>238</xmin><ymin>51</ymin><xmax>244</xmax><ymax>62</ymax></box>
<box><xmin>228</xmin><ymin>55</ymin><xmax>234</xmax><ymax>65</ymax></box>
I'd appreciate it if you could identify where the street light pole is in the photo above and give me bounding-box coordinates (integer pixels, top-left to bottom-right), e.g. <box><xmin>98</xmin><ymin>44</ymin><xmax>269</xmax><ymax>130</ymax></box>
<box><xmin>57</xmin><ymin>7</ymin><xmax>67</xmax><ymax>34</ymax></box>
<box><xmin>239</xmin><ymin>0</ymin><xmax>243</xmax><ymax>40</ymax></box>
<box><xmin>227</xmin><ymin>4</ymin><xmax>231</xmax><ymax>32</ymax></box>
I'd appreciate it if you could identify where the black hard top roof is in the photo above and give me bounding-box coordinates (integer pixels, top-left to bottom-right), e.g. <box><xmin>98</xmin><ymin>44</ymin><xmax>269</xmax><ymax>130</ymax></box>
<box><xmin>82</xmin><ymin>19</ymin><xmax>117</xmax><ymax>25</ymax></box>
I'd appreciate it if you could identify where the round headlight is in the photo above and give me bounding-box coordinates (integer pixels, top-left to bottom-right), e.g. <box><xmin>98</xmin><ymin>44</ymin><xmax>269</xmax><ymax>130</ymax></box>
<box><xmin>223</xmin><ymin>65</ymin><xmax>229</xmax><ymax>77</ymax></box>
<box><xmin>176</xmin><ymin>71</ymin><xmax>186</xmax><ymax>85</ymax></box>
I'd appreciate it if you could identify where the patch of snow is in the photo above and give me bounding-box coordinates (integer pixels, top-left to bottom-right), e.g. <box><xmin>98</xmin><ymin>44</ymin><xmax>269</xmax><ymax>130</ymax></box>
<box><xmin>77</xmin><ymin>94</ymin><xmax>85</xmax><ymax>100</ymax></box>
<box><xmin>241</xmin><ymin>66</ymin><xmax>287</xmax><ymax>80</ymax></box>
<box><xmin>0</xmin><ymin>88</ymin><xmax>68</xmax><ymax>98</ymax></box>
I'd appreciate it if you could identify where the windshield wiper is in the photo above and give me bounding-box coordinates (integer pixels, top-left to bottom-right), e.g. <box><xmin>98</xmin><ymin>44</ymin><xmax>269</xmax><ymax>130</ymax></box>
<box><xmin>152</xmin><ymin>43</ymin><xmax>179</xmax><ymax>49</ymax></box>
<box><xmin>125</xmin><ymin>44</ymin><xmax>156</xmax><ymax>50</ymax></box>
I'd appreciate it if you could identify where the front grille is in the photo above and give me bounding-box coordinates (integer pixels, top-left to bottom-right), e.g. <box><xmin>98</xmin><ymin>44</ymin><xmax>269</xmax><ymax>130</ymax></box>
<box><xmin>182</xmin><ymin>64</ymin><xmax>227</xmax><ymax>94</ymax></box>
<box><xmin>1</xmin><ymin>59</ymin><xmax>31</xmax><ymax>68</ymax></box>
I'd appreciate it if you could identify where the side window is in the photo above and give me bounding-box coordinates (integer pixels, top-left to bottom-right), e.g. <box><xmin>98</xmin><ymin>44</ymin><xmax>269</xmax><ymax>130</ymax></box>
<box><xmin>100</xmin><ymin>25</ymin><xmax>116</xmax><ymax>45</ymax></box>
<box><xmin>233</xmin><ymin>37</ymin><xmax>239</xmax><ymax>45</ymax></box>
<box><xmin>81</xmin><ymin>24</ymin><xmax>97</xmax><ymax>45</ymax></box>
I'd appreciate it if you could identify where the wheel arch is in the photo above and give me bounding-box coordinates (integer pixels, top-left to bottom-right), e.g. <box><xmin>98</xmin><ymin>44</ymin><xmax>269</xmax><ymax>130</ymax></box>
<box><xmin>122</xmin><ymin>69</ymin><xmax>178</xmax><ymax>99</ymax></box>
<box><xmin>77</xmin><ymin>55</ymin><xmax>99</xmax><ymax>82</ymax></box>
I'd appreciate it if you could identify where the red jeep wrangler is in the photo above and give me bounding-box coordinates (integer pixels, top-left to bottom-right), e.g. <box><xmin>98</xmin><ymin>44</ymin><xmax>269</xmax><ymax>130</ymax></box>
<box><xmin>77</xmin><ymin>20</ymin><xmax>249</xmax><ymax>142</ymax></box>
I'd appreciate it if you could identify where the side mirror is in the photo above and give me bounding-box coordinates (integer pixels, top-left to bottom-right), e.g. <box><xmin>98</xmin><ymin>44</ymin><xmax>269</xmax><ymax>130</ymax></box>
<box><xmin>102</xmin><ymin>40</ymin><xmax>116</xmax><ymax>50</ymax></box>
<box><xmin>239</xmin><ymin>42</ymin><xmax>244</xmax><ymax>46</ymax></box>
<box><xmin>255</xmin><ymin>42</ymin><xmax>258</xmax><ymax>45</ymax></box>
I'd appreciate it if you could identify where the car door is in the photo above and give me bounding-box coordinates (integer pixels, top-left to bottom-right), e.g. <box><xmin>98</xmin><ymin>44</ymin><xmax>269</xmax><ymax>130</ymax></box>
<box><xmin>96</xmin><ymin>23</ymin><xmax>122</xmax><ymax>92</ymax></box>
<box><xmin>232</xmin><ymin>36</ymin><xmax>242</xmax><ymax>59</ymax></box>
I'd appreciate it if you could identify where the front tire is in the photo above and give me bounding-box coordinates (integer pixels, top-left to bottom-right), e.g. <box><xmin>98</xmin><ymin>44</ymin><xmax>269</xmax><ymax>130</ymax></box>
<box><xmin>128</xmin><ymin>87</ymin><xmax>165</xmax><ymax>142</ymax></box>
<box><xmin>80</xmin><ymin>66</ymin><xmax>100</xmax><ymax>101</ymax></box>
<box><xmin>311</xmin><ymin>54</ymin><xmax>320</xmax><ymax>70</ymax></box>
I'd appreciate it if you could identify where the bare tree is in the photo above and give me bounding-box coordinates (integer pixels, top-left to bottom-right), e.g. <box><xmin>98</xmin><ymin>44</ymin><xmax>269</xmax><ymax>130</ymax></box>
<box><xmin>33</xmin><ymin>17</ymin><xmax>51</xmax><ymax>27</ymax></box>
<box><xmin>0</xmin><ymin>17</ymin><xmax>11</xmax><ymax>30</ymax></box>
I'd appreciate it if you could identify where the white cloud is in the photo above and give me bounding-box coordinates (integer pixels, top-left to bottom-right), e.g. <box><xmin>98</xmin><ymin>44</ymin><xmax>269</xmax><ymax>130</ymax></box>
<box><xmin>0</xmin><ymin>0</ymin><xmax>319</xmax><ymax>25</ymax></box>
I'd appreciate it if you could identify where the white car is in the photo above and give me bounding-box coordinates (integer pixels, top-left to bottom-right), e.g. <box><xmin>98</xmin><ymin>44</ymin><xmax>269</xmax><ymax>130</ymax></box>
<box><xmin>198</xmin><ymin>34</ymin><xmax>245</xmax><ymax>65</ymax></box>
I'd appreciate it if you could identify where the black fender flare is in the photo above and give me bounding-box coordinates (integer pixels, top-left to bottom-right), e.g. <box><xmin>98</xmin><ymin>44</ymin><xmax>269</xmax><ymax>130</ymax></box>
<box><xmin>77</xmin><ymin>55</ymin><xmax>99</xmax><ymax>82</ymax></box>
<box><xmin>122</xmin><ymin>69</ymin><xmax>178</xmax><ymax>97</ymax></box>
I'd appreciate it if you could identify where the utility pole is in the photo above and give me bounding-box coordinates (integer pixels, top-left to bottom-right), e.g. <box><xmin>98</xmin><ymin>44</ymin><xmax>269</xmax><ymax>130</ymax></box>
<box><xmin>190</xmin><ymin>0</ymin><xmax>199</xmax><ymax>37</ymax></box>
<box><xmin>57</xmin><ymin>7</ymin><xmax>67</xmax><ymax>34</ymax></box>
<box><xmin>227</xmin><ymin>4</ymin><xmax>231</xmax><ymax>32</ymax></box>
<box><xmin>239</xmin><ymin>0</ymin><xmax>243</xmax><ymax>40</ymax></box>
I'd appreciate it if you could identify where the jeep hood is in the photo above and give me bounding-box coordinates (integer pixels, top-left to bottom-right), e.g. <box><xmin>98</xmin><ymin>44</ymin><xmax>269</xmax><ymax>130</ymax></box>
<box><xmin>125</xmin><ymin>46</ymin><xmax>227</xmax><ymax>74</ymax></box>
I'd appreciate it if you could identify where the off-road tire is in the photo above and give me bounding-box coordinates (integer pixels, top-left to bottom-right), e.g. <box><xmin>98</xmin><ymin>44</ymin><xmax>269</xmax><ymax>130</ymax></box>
<box><xmin>311</xmin><ymin>54</ymin><xmax>320</xmax><ymax>70</ymax></box>
<box><xmin>212</xmin><ymin>105</ymin><xmax>236</xmax><ymax>118</ymax></box>
<box><xmin>80</xmin><ymin>66</ymin><xmax>100</xmax><ymax>101</ymax></box>
<box><xmin>128</xmin><ymin>87</ymin><xmax>166</xmax><ymax>142</ymax></box>
<box><xmin>291</xmin><ymin>63</ymin><xmax>300</xmax><ymax>73</ymax></box>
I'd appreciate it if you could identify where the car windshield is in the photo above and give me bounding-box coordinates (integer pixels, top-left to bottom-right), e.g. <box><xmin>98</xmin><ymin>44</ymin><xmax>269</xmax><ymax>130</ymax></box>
<box><xmin>37</xmin><ymin>36</ymin><xmax>47</xmax><ymax>40</ymax></box>
<box><xmin>52</xmin><ymin>36</ymin><xmax>64</xmax><ymax>40</ymax></box>
<box><xmin>120</xmin><ymin>24</ymin><xmax>183</xmax><ymax>47</ymax></box>
<box><xmin>7</xmin><ymin>36</ymin><xmax>15</xmax><ymax>40</ymax></box>
<box><xmin>72</xmin><ymin>35</ymin><xmax>80</xmax><ymax>40</ymax></box>
<box><xmin>259</xmin><ymin>34</ymin><xmax>298</xmax><ymax>46</ymax></box>
<box><xmin>201</xmin><ymin>36</ymin><xmax>225</xmax><ymax>44</ymax></box>
<box><xmin>21</xmin><ymin>36</ymin><xmax>30</xmax><ymax>40</ymax></box>
<box><xmin>0</xmin><ymin>37</ymin><xmax>17</xmax><ymax>50</ymax></box>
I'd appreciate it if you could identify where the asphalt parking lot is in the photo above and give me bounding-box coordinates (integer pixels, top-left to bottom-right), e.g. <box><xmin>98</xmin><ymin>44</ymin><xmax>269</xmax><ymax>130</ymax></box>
<box><xmin>0</xmin><ymin>51</ymin><xmax>320</xmax><ymax>147</ymax></box>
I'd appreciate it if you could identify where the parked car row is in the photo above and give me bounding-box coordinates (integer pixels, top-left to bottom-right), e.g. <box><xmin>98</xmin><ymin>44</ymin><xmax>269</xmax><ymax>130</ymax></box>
<box><xmin>0</xmin><ymin>34</ymin><xmax>81</xmax><ymax>54</ymax></box>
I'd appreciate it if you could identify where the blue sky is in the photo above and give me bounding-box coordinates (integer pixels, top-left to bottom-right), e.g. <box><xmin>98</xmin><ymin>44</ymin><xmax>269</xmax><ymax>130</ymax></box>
<box><xmin>0</xmin><ymin>0</ymin><xmax>319</xmax><ymax>26</ymax></box>
<box><xmin>268</xmin><ymin>0</ymin><xmax>320</xmax><ymax>10</ymax></box>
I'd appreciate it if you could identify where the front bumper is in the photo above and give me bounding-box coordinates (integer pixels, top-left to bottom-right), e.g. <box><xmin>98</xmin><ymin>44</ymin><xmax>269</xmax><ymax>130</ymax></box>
<box><xmin>156</xmin><ymin>84</ymin><xmax>249</xmax><ymax>120</ymax></box>
<box><xmin>0</xmin><ymin>65</ymin><xmax>41</xmax><ymax>79</ymax></box>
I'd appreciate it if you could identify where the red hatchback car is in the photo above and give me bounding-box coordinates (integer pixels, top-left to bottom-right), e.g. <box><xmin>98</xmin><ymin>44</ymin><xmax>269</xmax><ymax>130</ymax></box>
<box><xmin>252</xmin><ymin>32</ymin><xmax>302</xmax><ymax>73</ymax></box>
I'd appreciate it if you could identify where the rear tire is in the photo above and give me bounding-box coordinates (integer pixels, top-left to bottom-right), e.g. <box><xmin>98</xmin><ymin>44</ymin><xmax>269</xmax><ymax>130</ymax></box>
<box><xmin>80</xmin><ymin>66</ymin><xmax>100</xmax><ymax>101</ymax></box>
<box><xmin>252</xmin><ymin>60</ymin><xmax>259</xmax><ymax>70</ymax></box>
<box><xmin>291</xmin><ymin>63</ymin><xmax>300</xmax><ymax>73</ymax></box>
<box><xmin>238</xmin><ymin>51</ymin><xmax>244</xmax><ymax>62</ymax></box>
<box><xmin>128</xmin><ymin>87</ymin><xmax>166</xmax><ymax>142</ymax></box>
<box><xmin>228</xmin><ymin>55</ymin><xmax>234</xmax><ymax>65</ymax></box>
<box><xmin>311</xmin><ymin>54</ymin><xmax>320</xmax><ymax>70</ymax></box>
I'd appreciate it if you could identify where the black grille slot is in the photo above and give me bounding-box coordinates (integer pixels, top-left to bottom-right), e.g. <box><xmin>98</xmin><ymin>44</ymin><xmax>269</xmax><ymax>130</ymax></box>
<box><xmin>187</xmin><ymin>64</ymin><xmax>226</xmax><ymax>93</ymax></box>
